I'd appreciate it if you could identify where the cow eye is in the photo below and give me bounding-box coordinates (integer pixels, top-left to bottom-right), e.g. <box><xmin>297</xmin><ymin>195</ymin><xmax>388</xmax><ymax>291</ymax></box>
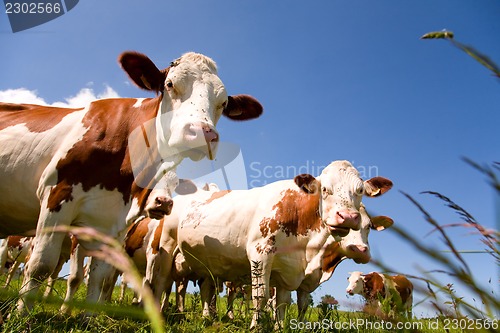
<box><xmin>166</xmin><ymin>80</ymin><xmax>173</xmax><ymax>89</ymax></box>
<box><xmin>221</xmin><ymin>101</ymin><xmax>227</xmax><ymax>110</ymax></box>
<box><xmin>356</xmin><ymin>186</ymin><xmax>364</xmax><ymax>196</ymax></box>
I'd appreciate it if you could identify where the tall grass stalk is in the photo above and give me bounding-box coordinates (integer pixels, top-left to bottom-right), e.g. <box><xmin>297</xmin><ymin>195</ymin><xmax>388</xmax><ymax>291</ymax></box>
<box><xmin>49</xmin><ymin>225</ymin><xmax>165</xmax><ymax>333</ymax></box>
<box><xmin>372</xmin><ymin>159</ymin><xmax>499</xmax><ymax>330</ymax></box>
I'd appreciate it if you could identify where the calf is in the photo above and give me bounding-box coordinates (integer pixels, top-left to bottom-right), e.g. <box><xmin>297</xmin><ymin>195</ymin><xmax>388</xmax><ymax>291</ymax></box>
<box><xmin>346</xmin><ymin>271</ymin><xmax>413</xmax><ymax>317</ymax></box>
<box><xmin>176</xmin><ymin>160</ymin><xmax>393</xmax><ymax>328</ymax></box>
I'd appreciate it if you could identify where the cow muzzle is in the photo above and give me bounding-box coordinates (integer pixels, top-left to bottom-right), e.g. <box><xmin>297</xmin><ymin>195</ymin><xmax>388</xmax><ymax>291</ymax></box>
<box><xmin>326</xmin><ymin>210</ymin><xmax>361</xmax><ymax>237</ymax></box>
<box><xmin>146</xmin><ymin>196</ymin><xmax>174</xmax><ymax>219</ymax></box>
<box><xmin>183</xmin><ymin>122</ymin><xmax>219</xmax><ymax>161</ymax></box>
<box><xmin>346</xmin><ymin>244</ymin><xmax>370</xmax><ymax>264</ymax></box>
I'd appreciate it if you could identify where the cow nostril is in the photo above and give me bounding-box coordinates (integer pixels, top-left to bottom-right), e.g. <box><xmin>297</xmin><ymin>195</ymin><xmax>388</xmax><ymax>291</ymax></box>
<box><xmin>203</xmin><ymin>127</ymin><xmax>219</xmax><ymax>143</ymax></box>
<box><xmin>155</xmin><ymin>196</ymin><xmax>167</xmax><ymax>205</ymax></box>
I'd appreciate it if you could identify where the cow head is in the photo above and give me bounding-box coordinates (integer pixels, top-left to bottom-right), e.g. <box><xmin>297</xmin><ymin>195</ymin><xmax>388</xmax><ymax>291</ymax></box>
<box><xmin>339</xmin><ymin>204</ymin><xmax>394</xmax><ymax>264</ymax></box>
<box><xmin>143</xmin><ymin>170</ymin><xmax>179</xmax><ymax>219</ymax></box>
<box><xmin>294</xmin><ymin>160</ymin><xmax>393</xmax><ymax>239</ymax></box>
<box><xmin>346</xmin><ymin>271</ymin><xmax>365</xmax><ymax>295</ymax></box>
<box><xmin>119</xmin><ymin>51</ymin><xmax>263</xmax><ymax>162</ymax></box>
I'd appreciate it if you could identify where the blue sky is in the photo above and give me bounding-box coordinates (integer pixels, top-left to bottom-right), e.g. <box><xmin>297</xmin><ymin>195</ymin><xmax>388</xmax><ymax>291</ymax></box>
<box><xmin>1</xmin><ymin>0</ymin><xmax>499</xmax><ymax>318</ymax></box>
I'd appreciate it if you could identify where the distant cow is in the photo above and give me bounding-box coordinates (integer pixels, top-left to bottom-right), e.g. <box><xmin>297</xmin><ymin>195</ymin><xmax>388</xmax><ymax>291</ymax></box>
<box><xmin>0</xmin><ymin>236</ymin><xmax>33</xmax><ymax>287</ymax></box>
<box><xmin>346</xmin><ymin>271</ymin><xmax>413</xmax><ymax>317</ymax></box>
<box><xmin>175</xmin><ymin>160</ymin><xmax>393</xmax><ymax>328</ymax></box>
<box><xmin>0</xmin><ymin>50</ymin><xmax>262</xmax><ymax>313</ymax></box>
<box><xmin>0</xmin><ymin>235</ymin><xmax>73</xmax><ymax>298</ymax></box>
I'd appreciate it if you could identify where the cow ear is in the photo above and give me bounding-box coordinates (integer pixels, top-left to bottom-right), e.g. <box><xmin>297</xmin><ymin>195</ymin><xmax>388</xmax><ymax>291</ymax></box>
<box><xmin>175</xmin><ymin>179</ymin><xmax>198</xmax><ymax>195</ymax></box>
<box><xmin>119</xmin><ymin>51</ymin><xmax>166</xmax><ymax>93</ymax></box>
<box><xmin>370</xmin><ymin>216</ymin><xmax>394</xmax><ymax>231</ymax></box>
<box><xmin>364</xmin><ymin>177</ymin><xmax>393</xmax><ymax>197</ymax></box>
<box><xmin>294</xmin><ymin>174</ymin><xmax>320</xmax><ymax>194</ymax></box>
<box><xmin>223</xmin><ymin>95</ymin><xmax>263</xmax><ymax>121</ymax></box>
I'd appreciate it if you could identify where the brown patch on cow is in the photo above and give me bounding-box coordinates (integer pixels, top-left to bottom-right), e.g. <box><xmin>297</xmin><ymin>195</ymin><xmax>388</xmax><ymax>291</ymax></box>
<box><xmin>7</xmin><ymin>236</ymin><xmax>24</xmax><ymax>250</ymax></box>
<box><xmin>70</xmin><ymin>235</ymin><xmax>79</xmax><ymax>254</ymax></box>
<box><xmin>321</xmin><ymin>241</ymin><xmax>345</xmax><ymax>275</ymax></box>
<box><xmin>47</xmin><ymin>181</ymin><xmax>75</xmax><ymax>212</ymax></box>
<box><xmin>392</xmin><ymin>275</ymin><xmax>413</xmax><ymax>305</ymax></box>
<box><xmin>255</xmin><ymin>235</ymin><xmax>276</xmax><ymax>255</ymax></box>
<box><xmin>46</xmin><ymin>97</ymin><xmax>162</xmax><ymax>212</ymax></box>
<box><xmin>205</xmin><ymin>190</ymin><xmax>231</xmax><ymax>204</ymax></box>
<box><xmin>0</xmin><ymin>103</ymin><xmax>83</xmax><ymax>133</ymax></box>
<box><xmin>363</xmin><ymin>272</ymin><xmax>386</xmax><ymax>300</ymax></box>
<box><xmin>260</xmin><ymin>188</ymin><xmax>321</xmax><ymax>238</ymax></box>
<box><xmin>124</xmin><ymin>218</ymin><xmax>151</xmax><ymax>257</ymax></box>
<box><xmin>151</xmin><ymin>218</ymin><xmax>164</xmax><ymax>255</ymax></box>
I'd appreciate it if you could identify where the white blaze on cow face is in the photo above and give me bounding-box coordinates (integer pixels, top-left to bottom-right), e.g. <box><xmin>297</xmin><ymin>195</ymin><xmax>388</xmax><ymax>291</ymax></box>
<box><xmin>346</xmin><ymin>271</ymin><xmax>364</xmax><ymax>295</ymax></box>
<box><xmin>157</xmin><ymin>53</ymin><xmax>225</xmax><ymax>162</ymax></box>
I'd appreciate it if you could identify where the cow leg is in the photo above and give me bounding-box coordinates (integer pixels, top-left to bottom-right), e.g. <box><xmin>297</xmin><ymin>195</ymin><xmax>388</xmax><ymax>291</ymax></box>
<box><xmin>60</xmin><ymin>244</ymin><xmax>86</xmax><ymax>314</ymax></box>
<box><xmin>43</xmin><ymin>254</ymin><xmax>66</xmax><ymax>298</ymax></box>
<box><xmin>4</xmin><ymin>260</ymin><xmax>22</xmax><ymax>288</ymax></box>
<box><xmin>101</xmin><ymin>267</ymin><xmax>119</xmax><ymax>302</ymax></box>
<box><xmin>175</xmin><ymin>278</ymin><xmax>189</xmax><ymax>313</ymax></box>
<box><xmin>144</xmin><ymin>248</ymin><xmax>173</xmax><ymax>308</ymax></box>
<box><xmin>86</xmin><ymin>257</ymin><xmax>116</xmax><ymax>306</ymax></box>
<box><xmin>297</xmin><ymin>289</ymin><xmax>310</xmax><ymax>321</ymax></box>
<box><xmin>16</xmin><ymin>230</ymin><xmax>66</xmax><ymax>313</ymax></box>
<box><xmin>225</xmin><ymin>283</ymin><xmax>236</xmax><ymax>320</ymax></box>
<box><xmin>274</xmin><ymin>287</ymin><xmax>292</xmax><ymax>329</ymax></box>
<box><xmin>0</xmin><ymin>239</ymin><xmax>9</xmax><ymax>277</ymax></box>
<box><xmin>249</xmin><ymin>258</ymin><xmax>272</xmax><ymax>329</ymax></box>
<box><xmin>200</xmin><ymin>278</ymin><xmax>216</xmax><ymax>318</ymax></box>
<box><xmin>118</xmin><ymin>273</ymin><xmax>127</xmax><ymax>302</ymax></box>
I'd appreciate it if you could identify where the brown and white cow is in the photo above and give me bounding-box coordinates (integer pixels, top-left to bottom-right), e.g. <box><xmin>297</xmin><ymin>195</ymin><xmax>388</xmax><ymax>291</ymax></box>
<box><xmin>175</xmin><ymin>160</ymin><xmax>392</xmax><ymax>328</ymax></box>
<box><xmin>0</xmin><ymin>51</ymin><xmax>262</xmax><ymax>313</ymax></box>
<box><xmin>346</xmin><ymin>271</ymin><xmax>413</xmax><ymax>317</ymax></box>
<box><xmin>0</xmin><ymin>235</ymin><xmax>74</xmax><ymax>298</ymax></box>
<box><xmin>0</xmin><ymin>236</ymin><xmax>33</xmax><ymax>288</ymax></box>
<box><xmin>283</xmin><ymin>204</ymin><xmax>394</xmax><ymax>321</ymax></box>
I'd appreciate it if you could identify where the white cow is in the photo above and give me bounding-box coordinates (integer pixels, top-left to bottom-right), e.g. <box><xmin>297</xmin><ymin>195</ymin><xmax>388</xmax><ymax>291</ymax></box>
<box><xmin>175</xmin><ymin>160</ymin><xmax>393</xmax><ymax>328</ymax></box>
<box><xmin>0</xmin><ymin>50</ymin><xmax>262</xmax><ymax>313</ymax></box>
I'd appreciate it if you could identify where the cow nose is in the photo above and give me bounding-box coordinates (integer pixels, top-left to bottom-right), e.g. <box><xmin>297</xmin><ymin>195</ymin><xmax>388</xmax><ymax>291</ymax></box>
<box><xmin>146</xmin><ymin>196</ymin><xmax>174</xmax><ymax>218</ymax></box>
<box><xmin>187</xmin><ymin>123</ymin><xmax>219</xmax><ymax>160</ymax></box>
<box><xmin>335</xmin><ymin>210</ymin><xmax>361</xmax><ymax>230</ymax></box>
<box><xmin>347</xmin><ymin>244</ymin><xmax>367</xmax><ymax>253</ymax></box>
<box><xmin>203</xmin><ymin>125</ymin><xmax>219</xmax><ymax>144</ymax></box>
<box><xmin>347</xmin><ymin>245</ymin><xmax>370</xmax><ymax>264</ymax></box>
<box><xmin>188</xmin><ymin>123</ymin><xmax>219</xmax><ymax>144</ymax></box>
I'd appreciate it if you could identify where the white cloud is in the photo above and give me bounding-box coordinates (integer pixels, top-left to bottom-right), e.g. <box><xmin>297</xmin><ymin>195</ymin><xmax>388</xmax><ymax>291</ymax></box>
<box><xmin>0</xmin><ymin>88</ymin><xmax>47</xmax><ymax>105</ymax></box>
<box><xmin>0</xmin><ymin>85</ymin><xmax>120</xmax><ymax>108</ymax></box>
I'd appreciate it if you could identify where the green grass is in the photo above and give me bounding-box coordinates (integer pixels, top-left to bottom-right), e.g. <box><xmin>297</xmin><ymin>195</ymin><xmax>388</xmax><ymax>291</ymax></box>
<box><xmin>0</xmin><ymin>276</ymin><xmax>497</xmax><ymax>332</ymax></box>
<box><xmin>0</xmin><ymin>160</ymin><xmax>497</xmax><ymax>332</ymax></box>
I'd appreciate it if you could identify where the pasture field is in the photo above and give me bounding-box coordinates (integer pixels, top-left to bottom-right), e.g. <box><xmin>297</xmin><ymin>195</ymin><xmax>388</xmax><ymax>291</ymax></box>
<box><xmin>0</xmin><ymin>277</ymin><xmax>496</xmax><ymax>333</ymax></box>
<box><xmin>0</xmin><ymin>160</ymin><xmax>497</xmax><ymax>332</ymax></box>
